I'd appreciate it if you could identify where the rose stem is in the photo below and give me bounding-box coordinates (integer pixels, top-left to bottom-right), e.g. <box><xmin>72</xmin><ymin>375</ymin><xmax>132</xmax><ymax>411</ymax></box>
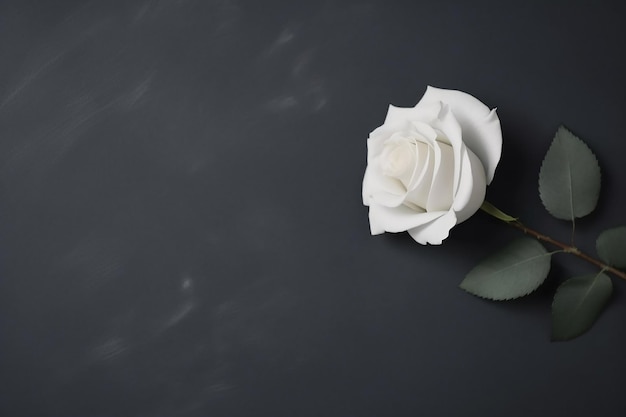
<box><xmin>480</xmin><ymin>204</ymin><xmax>626</xmax><ymax>282</ymax></box>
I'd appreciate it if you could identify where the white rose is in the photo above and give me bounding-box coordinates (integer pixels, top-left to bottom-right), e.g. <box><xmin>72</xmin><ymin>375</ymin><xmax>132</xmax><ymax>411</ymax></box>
<box><xmin>362</xmin><ymin>86</ymin><xmax>502</xmax><ymax>245</ymax></box>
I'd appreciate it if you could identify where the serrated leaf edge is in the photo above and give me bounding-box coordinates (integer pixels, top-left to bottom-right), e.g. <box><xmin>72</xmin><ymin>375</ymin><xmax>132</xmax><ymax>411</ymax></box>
<box><xmin>550</xmin><ymin>272</ymin><xmax>613</xmax><ymax>341</ymax></box>
<box><xmin>460</xmin><ymin>254</ymin><xmax>552</xmax><ymax>301</ymax></box>
<box><xmin>460</xmin><ymin>240</ymin><xmax>552</xmax><ymax>301</ymax></box>
<box><xmin>538</xmin><ymin>125</ymin><xmax>601</xmax><ymax>221</ymax></box>
<box><xmin>539</xmin><ymin>126</ymin><xmax>573</xmax><ymax>220</ymax></box>
<box><xmin>596</xmin><ymin>226</ymin><xmax>626</xmax><ymax>268</ymax></box>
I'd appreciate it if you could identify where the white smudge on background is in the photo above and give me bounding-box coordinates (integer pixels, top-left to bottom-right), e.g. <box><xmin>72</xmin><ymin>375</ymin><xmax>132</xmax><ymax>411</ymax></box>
<box><xmin>0</xmin><ymin>51</ymin><xmax>66</xmax><ymax>112</ymax></box>
<box><xmin>264</xmin><ymin>28</ymin><xmax>295</xmax><ymax>56</ymax></box>
<box><xmin>162</xmin><ymin>301</ymin><xmax>195</xmax><ymax>329</ymax></box>
<box><xmin>118</xmin><ymin>73</ymin><xmax>154</xmax><ymax>110</ymax></box>
<box><xmin>159</xmin><ymin>275</ymin><xmax>198</xmax><ymax>331</ymax></box>
<box><xmin>181</xmin><ymin>276</ymin><xmax>193</xmax><ymax>291</ymax></box>
<box><xmin>91</xmin><ymin>336</ymin><xmax>129</xmax><ymax>362</ymax></box>
<box><xmin>260</xmin><ymin>28</ymin><xmax>329</xmax><ymax>114</ymax></box>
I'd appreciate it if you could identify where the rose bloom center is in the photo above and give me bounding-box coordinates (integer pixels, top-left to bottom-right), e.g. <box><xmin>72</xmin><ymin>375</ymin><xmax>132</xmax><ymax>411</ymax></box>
<box><xmin>381</xmin><ymin>141</ymin><xmax>416</xmax><ymax>178</ymax></box>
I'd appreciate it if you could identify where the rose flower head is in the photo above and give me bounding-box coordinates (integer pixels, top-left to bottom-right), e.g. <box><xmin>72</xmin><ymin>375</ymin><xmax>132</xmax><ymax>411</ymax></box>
<box><xmin>362</xmin><ymin>86</ymin><xmax>502</xmax><ymax>245</ymax></box>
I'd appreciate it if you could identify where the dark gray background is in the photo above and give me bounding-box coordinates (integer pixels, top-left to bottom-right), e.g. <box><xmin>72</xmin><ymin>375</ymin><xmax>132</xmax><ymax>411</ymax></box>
<box><xmin>1</xmin><ymin>1</ymin><xmax>626</xmax><ymax>416</ymax></box>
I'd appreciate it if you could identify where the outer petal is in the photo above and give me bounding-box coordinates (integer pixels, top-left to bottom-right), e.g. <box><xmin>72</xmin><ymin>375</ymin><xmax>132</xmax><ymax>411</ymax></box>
<box><xmin>430</xmin><ymin>104</ymin><xmax>464</xmax><ymax>197</ymax></box>
<box><xmin>452</xmin><ymin>147</ymin><xmax>487</xmax><ymax>223</ymax></box>
<box><xmin>366</xmin><ymin>134</ymin><xmax>389</xmax><ymax>164</ymax></box>
<box><xmin>407</xmin><ymin>210</ymin><xmax>457</xmax><ymax>245</ymax></box>
<box><xmin>418</xmin><ymin>86</ymin><xmax>502</xmax><ymax>184</ymax></box>
<box><xmin>368</xmin><ymin>206</ymin><xmax>386</xmax><ymax>235</ymax></box>
<box><xmin>384</xmin><ymin>101</ymin><xmax>442</xmax><ymax>128</ymax></box>
<box><xmin>409</xmin><ymin>120</ymin><xmax>439</xmax><ymax>143</ymax></box>
<box><xmin>368</xmin><ymin>204</ymin><xmax>445</xmax><ymax>233</ymax></box>
<box><xmin>362</xmin><ymin>166</ymin><xmax>406</xmax><ymax>207</ymax></box>
<box><xmin>426</xmin><ymin>140</ymin><xmax>455</xmax><ymax>212</ymax></box>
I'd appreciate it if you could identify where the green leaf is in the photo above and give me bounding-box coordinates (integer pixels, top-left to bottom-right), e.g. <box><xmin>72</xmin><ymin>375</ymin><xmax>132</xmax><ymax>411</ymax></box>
<box><xmin>538</xmin><ymin>126</ymin><xmax>601</xmax><ymax>220</ymax></box>
<box><xmin>480</xmin><ymin>201</ymin><xmax>517</xmax><ymax>223</ymax></box>
<box><xmin>460</xmin><ymin>238</ymin><xmax>551</xmax><ymax>300</ymax></box>
<box><xmin>596</xmin><ymin>226</ymin><xmax>626</xmax><ymax>268</ymax></box>
<box><xmin>551</xmin><ymin>273</ymin><xmax>612</xmax><ymax>341</ymax></box>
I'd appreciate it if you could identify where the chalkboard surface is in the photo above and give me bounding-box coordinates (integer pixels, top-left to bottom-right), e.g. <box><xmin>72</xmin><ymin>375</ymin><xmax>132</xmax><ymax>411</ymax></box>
<box><xmin>2</xmin><ymin>1</ymin><xmax>626</xmax><ymax>416</ymax></box>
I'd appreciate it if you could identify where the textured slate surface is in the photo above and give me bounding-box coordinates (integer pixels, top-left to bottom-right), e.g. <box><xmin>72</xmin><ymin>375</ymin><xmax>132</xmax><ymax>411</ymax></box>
<box><xmin>1</xmin><ymin>1</ymin><xmax>626</xmax><ymax>416</ymax></box>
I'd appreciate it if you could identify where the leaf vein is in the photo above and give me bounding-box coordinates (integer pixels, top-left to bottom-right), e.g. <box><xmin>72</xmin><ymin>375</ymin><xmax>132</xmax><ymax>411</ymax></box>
<box><xmin>481</xmin><ymin>252</ymin><xmax>551</xmax><ymax>278</ymax></box>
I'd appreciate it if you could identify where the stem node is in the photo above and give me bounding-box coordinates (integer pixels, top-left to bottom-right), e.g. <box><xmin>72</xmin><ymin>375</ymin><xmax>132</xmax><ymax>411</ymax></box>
<box><xmin>480</xmin><ymin>202</ymin><xmax>626</xmax><ymax>282</ymax></box>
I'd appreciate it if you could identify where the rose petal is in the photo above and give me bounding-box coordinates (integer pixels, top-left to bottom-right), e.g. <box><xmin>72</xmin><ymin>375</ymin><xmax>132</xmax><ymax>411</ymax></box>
<box><xmin>384</xmin><ymin>101</ymin><xmax>442</xmax><ymax>128</ymax></box>
<box><xmin>403</xmin><ymin>136</ymin><xmax>422</xmax><ymax>189</ymax></box>
<box><xmin>362</xmin><ymin>166</ymin><xmax>405</xmax><ymax>207</ymax></box>
<box><xmin>431</xmin><ymin>104</ymin><xmax>464</xmax><ymax>197</ymax></box>
<box><xmin>452</xmin><ymin>147</ymin><xmax>487</xmax><ymax>223</ymax></box>
<box><xmin>368</xmin><ymin>207</ymin><xmax>386</xmax><ymax>235</ymax></box>
<box><xmin>426</xmin><ymin>140</ymin><xmax>455</xmax><ymax>212</ymax></box>
<box><xmin>362</xmin><ymin>168</ymin><xmax>370</xmax><ymax>206</ymax></box>
<box><xmin>402</xmin><ymin>122</ymin><xmax>438</xmax><ymax>193</ymax></box>
<box><xmin>366</xmin><ymin>134</ymin><xmax>389</xmax><ymax>163</ymax></box>
<box><xmin>409</xmin><ymin>120</ymin><xmax>439</xmax><ymax>142</ymax></box>
<box><xmin>418</xmin><ymin>86</ymin><xmax>502</xmax><ymax>184</ymax></box>
<box><xmin>407</xmin><ymin>209</ymin><xmax>457</xmax><ymax>245</ymax></box>
<box><xmin>368</xmin><ymin>204</ymin><xmax>444</xmax><ymax>233</ymax></box>
<box><xmin>404</xmin><ymin>144</ymin><xmax>435</xmax><ymax>209</ymax></box>
<box><xmin>379</xmin><ymin>135</ymin><xmax>415</xmax><ymax>179</ymax></box>
<box><xmin>404</xmin><ymin>139</ymin><xmax>430</xmax><ymax>192</ymax></box>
